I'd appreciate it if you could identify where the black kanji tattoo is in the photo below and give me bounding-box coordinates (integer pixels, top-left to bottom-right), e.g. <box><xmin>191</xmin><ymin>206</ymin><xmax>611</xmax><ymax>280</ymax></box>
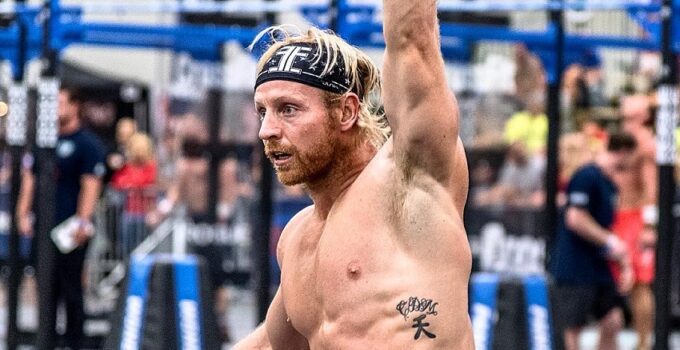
<box><xmin>412</xmin><ymin>314</ymin><xmax>436</xmax><ymax>340</ymax></box>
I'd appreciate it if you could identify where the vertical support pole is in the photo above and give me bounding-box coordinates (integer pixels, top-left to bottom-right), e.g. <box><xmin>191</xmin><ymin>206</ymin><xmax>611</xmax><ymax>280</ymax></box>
<box><xmin>6</xmin><ymin>3</ymin><xmax>28</xmax><ymax>348</ymax></box>
<box><xmin>654</xmin><ymin>1</ymin><xmax>678</xmax><ymax>349</ymax></box>
<box><xmin>205</xmin><ymin>62</ymin><xmax>223</xmax><ymax>225</ymax></box>
<box><xmin>253</xmin><ymin>0</ymin><xmax>278</xmax><ymax>324</ymax></box>
<box><xmin>545</xmin><ymin>4</ymin><xmax>564</xmax><ymax>349</ymax></box>
<box><xmin>545</xmin><ymin>2</ymin><xmax>564</xmax><ymax>257</ymax></box>
<box><xmin>34</xmin><ymin>0</ymin><xmax>60</xmax><ymax>347</ymax></box>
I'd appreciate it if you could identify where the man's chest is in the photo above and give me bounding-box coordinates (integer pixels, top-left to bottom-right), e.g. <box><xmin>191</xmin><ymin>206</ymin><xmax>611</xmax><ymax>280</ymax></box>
<box><xmin>279</xmin><ymin>210</ymin><xmax>403</xmax><ymax>332</ymax></box>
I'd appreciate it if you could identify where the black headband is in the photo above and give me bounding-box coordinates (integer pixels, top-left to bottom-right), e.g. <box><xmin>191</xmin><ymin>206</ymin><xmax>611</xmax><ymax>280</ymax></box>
<box><xmin>254</xmin><ymin>43</ymin><xmax>357</xmax><ymax>96</ymax></box>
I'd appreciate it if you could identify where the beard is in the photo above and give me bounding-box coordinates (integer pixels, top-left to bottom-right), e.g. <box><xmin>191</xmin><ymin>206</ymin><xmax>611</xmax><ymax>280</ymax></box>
<box><xmin>265</xmin><ymin>119</ymin><xmax>341</xmax><ymax>186</ymax></box>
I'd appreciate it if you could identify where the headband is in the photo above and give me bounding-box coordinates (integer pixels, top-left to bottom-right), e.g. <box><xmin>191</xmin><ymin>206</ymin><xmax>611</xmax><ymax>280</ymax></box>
<box><xmin>254</xmin><ymin>43</ymin><xmax>358</xmax><ymax>96</ymax></box>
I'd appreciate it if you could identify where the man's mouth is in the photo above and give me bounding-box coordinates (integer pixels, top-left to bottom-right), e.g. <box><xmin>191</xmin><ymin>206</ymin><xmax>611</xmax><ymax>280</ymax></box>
<box><xmin>269</xmin><ymin>151</ymin><xmax>292</xmax><ymax>166</ymax></box>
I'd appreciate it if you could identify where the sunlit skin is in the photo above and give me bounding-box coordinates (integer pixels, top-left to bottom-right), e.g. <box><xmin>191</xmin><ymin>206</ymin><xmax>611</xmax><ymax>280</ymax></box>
<box><xmin>256</xmin><ymin>82</ymin><xmax>357</xmax><ymax>190</ymax></box>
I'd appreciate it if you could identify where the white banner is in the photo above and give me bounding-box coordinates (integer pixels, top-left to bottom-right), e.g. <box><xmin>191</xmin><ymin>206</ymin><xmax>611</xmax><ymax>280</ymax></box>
<box><xmin>36</xmin><ymin>77</ymin><xmax>60</xmax><ymax>149</ymax></box>
<box><xmin>7</xmin><ymin>84</ymin><xmax>28</xmax><ymax>147</ymax></box>
<box><xmin>655</xmin><ymin>85</ymin><xmax>678</xmax><ymax>165</ymax></box>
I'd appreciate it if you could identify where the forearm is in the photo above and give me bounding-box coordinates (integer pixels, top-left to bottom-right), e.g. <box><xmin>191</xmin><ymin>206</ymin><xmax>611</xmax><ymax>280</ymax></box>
<box><xmin>642</xmin><ymin>159</ymin><xmax>657</xmax><ymax>206</ymax></box>
<box><xmin>383</xmin><ymin>0</ymin><xmax>438</xmax><ymax>51</ymax></box>
<box><xmin>158</xmin><ymin>183</ymin><xmax>180</xmax><ymax>215</ymax></box>
<box><xmin>233</xmin><ymin>324</ymin><xmax>272</xmax><ymax>350</ymax></box>
<box><xmin>642</xmin><ymin>159</ymin><xmax>658</xmax><ymax>227</ymax></box>
<box><xmin>16</xmin><ymin>171</ymin><xmax>34</xmax><ymax>218</ymax></box>
<box><xmin>77</xmin><ymin>175</ymin><xmax>102</xmax><ymax>220</ymax></box>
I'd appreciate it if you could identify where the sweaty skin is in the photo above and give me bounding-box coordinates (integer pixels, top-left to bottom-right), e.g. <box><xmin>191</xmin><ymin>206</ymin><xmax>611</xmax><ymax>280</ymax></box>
<box><xmin>235</xmin><ymin>0</ymin><xmax>473</xmax><ymax>349</ymax></box>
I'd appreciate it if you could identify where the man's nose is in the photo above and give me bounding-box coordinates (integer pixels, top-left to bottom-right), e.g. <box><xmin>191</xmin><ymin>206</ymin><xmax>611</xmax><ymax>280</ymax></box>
<box><xmin>258</xmin><ymin>113</ymin><xmax>281</xmax><ymax>141</ymax></box>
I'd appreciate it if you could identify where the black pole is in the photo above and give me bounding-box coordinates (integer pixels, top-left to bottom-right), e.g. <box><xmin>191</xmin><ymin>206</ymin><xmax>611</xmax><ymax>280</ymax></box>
<box><xmin>34</xmin><ymin>1</ymin><xmax>59</xmax><ymax>348</ymax></box>
<box><xmin>206</xmin><ymin>86</ymin><xmax>222</xmax><ymax>224</ymax></box>
<box><xmin>254</xmin><ymin>147</ymin><xmax>273</xmax><ymax>323</ymax></box>
<box><xmin>329</xmin><ymin>0</ymin><xmax>339</xmax><ymax>32</ymax></box>
<box><xmin>7</xmin><ymin>149</ymin><xmax>23</xmax><ymax>350</ymax></box>
<box><xmin>545</xmin><ymin>2</ymin><xmax>564</xmax><ymax>256</ymax></box>
<box><xmin>7</xmin><ymin>4</ymin><xmax>28</xmax><ymax>349</ymax></box>
<box><xmin>252</xmin><ymin>0</ymin><xmax>277</xmax><ymax>324</ymax></box>
<box><xmin>43</xmin><ymin>0</ymin><xmax>58</xmax><ymax>77</ymax></box>
<box><xmin>654</xmin><ymin>0</ymin><xmax>677</xmax><ymax>348</ymax></box>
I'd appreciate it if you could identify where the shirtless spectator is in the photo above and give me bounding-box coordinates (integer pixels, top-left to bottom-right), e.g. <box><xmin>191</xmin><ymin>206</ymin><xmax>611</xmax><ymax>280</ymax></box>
<box><xmin>146</xmin><ymin>116</ymin><xmax>247</xmax><ymax>342</ymax></box>
<box><xmin>610</xmin><ymin>95</ymin><xmax>657</xmax><ymax>350</ymax></box>
<box><xmin>234</xmin><ymin>0</ymin><xmax>473</xmax><ymax>348</ymax></box>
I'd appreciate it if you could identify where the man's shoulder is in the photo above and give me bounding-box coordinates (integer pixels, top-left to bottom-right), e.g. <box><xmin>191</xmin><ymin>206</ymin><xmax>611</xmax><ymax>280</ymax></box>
<box><xmin>277</xmin><ymin>205</ymin><xmax>315</xmax><ymax>258</ymax></box>
<box><xmin>282</xmin><ymin>205</ymin><xmax>314</xmax><ymax>235</ymax></box>
<box><xmin>566</xmin><ymin>165</ymin><xmax>601</xmax><ymax>194</ymax></box>
<box><xmin>572</xmin><ymin>163</ymin><xmax>599</xmax><ymax>179</ymax></box>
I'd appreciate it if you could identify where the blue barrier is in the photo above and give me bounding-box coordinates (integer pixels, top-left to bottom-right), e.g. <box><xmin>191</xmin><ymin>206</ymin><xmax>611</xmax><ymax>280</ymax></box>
<box><xmin>173</xmin><ymin>256</ymin><xmax>203</xmax><ymax>350</ymax></box>
<box><xmin>470</xmin><ymin>273</ymin><xmax>555</xmax><ymax>350</ymax></box>
<box><xmin>523</xmin><ymin>275</ymin><xmax>554</xmax><ymax>350</ymax></box>
<box><xmin>119</xmin><ymin>257</ymin><xmax>153</xmax><ymax>350</ymax></box>
<box><xmin>470</xmin><ymin>273</ymin><xmax>500</xmax><ymax>350</ymax></box>
<box><xmin>108</xmin><ymin>254</ymin><xmax>219</xmax><ymax>350</ymax></box>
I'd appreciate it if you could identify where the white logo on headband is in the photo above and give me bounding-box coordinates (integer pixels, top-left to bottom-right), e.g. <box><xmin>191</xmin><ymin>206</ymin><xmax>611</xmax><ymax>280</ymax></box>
<box><xmin>269</xmin><ymin>46</ymin><xmax>312</xmax><ymax>74</ymax></box>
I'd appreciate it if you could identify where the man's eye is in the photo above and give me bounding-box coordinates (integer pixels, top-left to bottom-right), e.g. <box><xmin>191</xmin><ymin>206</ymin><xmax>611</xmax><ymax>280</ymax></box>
<box><xmin>257</xmin><ymin>108</ymin><xmax>266</xmax><ymax>121</ymax></box>
<box><xmin>282</xmin><ymin>105</ymin><xmax>297</xmax><ymax>115</ymax></box>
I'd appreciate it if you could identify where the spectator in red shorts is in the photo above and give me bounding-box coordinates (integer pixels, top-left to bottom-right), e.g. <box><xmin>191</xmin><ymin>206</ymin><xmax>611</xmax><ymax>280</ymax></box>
<box><xmin>613</xmin><ymin>95</ymin><xmax>657</xmax><ymax>350</ymax></box>
<box><xmin>609</xmin><ymin>94</ymin><xmax>657</xmax><ymax>350</ymax></box>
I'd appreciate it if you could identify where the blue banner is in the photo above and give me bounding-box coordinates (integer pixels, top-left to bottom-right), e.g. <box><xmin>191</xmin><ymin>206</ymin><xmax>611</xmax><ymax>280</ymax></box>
<box><xmin>173</xmin><ymin>256</ymin><xmax>203</xmax><ymax>350</ymax></box>
<box><xmin>523</xmin><ymin>275</ymin><xmax>553</xmax><ymax>350</ymax></box>
<box><xmin>119</xmin><ymin>257</ymin><xmax>153</xmax><ymax>350</ymax></box>
<box><xmin>470</xmin><ymin>273</ymin><xmax>500</xmax><ymax>350</ymax></box>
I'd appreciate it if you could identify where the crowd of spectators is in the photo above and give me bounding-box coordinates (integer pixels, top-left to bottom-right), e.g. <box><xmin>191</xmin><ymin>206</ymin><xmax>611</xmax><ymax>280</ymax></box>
<box><xmin>465</xmin><ymin>45</ymin><xmax>666</xmax><ymax>349</ymax></box>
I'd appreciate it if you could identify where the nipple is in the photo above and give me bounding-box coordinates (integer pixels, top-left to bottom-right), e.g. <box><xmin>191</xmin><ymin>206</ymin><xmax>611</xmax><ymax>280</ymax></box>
<box><xmin>347</xmin><ymin>261</ymin><xmax>361</xmax><ymax>279</ymax></box>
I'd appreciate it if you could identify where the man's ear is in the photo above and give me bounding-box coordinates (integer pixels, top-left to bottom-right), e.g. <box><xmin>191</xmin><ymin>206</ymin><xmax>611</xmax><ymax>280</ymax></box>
<box><xmin>339</xmin><ymin>93</ymin><xmax>360</xmax><ymax>132</ymax></box>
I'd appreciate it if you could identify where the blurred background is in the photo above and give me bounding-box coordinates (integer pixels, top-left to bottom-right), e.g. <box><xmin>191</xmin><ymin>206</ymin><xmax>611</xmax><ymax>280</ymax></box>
<box><xmin>0</xmin><ymin>0</ymin><xmax>679</xmax><ymax>349</ymax></box>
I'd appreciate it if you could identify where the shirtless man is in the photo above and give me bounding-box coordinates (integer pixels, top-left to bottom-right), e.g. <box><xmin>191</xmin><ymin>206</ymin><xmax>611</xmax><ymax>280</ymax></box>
<box><xmin>146</xmin><ymin>115</ymin><xmax>243</xmax><ymax>225</ymax></box>
<box><xmin>145</xmin><ymin>116</ymin><xmax>245</xmax><ymax>342</ymax></box>
<box><xmin>234</xmin><ymin>0</ymin><xmax>473</xmax><ymax>349</ymax></box>
<box><xmin>611</xmin><ymin>95</ymin><xmax>657</xmax><ymax>350</ymax></box>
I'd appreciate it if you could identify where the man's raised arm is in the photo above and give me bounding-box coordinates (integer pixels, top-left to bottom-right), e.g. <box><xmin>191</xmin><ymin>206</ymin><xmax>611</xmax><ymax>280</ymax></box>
<box><xmin>382</xmin><ymin>0</ymin><xmax>460</xmax><ymax>183</ymax></box>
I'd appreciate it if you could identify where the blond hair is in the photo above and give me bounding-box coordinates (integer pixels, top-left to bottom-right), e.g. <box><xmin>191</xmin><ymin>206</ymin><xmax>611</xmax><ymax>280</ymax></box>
<box><xmin>126</xmin><ymin>132</ymin><xmax>155</xmax><ymax>165</ymax></box>
<box><xmin>251</xmin><ymin>25</ymin><xmax>390</xmax><ymax>149</ymax></box>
